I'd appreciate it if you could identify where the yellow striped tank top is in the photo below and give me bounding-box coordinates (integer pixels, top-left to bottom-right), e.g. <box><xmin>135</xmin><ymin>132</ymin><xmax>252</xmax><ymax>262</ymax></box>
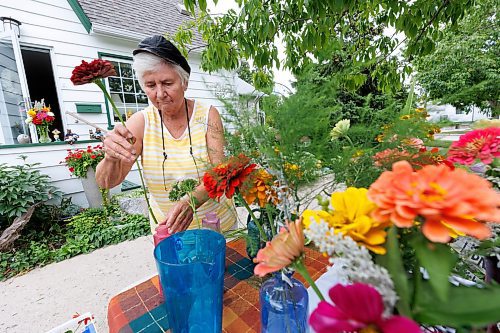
<box><xmin>141</xmin><ymin>100</ymin><xmax>237</xmax><ymax>232</ymax></box>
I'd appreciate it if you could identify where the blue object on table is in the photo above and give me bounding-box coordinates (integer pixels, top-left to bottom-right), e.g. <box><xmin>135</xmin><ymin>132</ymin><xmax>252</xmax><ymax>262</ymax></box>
<box><xmin>259</xmin><ymin>272</ymin><xmax>309</xmax><ymax>333</ymax></box>
<box><xmin>153</xmin><ymin>229</ymin><xmax>226</xmax><ymax>333</ymax></box>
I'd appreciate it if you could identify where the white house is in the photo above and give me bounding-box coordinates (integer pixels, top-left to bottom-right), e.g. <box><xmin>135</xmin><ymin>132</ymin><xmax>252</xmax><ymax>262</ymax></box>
<box><xmin>0</xmin><ymin>0</ymin><xmax>255</xmax><ymax>207</ymax></box>
<box><xmin>426</xmin><ymin>104</ymin><xmax>490</xmax><ymax>123</ymax></box>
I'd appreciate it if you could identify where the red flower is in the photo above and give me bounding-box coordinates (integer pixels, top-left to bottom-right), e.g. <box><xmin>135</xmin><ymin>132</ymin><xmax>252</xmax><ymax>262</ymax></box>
<box><xmin>309</xmin><ymin>283</ymin><xmax>421</xmax><ymax>333</ymax></box>
<box><xmin>91</xmin><ymin>155</ymin><xmax>96</xmax><ymax>159</ymax></box>
<box><xmin>203</xmin><ymin>154</ymin><xmax>256</xmax><ymax>199</ymax></box>
<box><xmin>69</xmin><ymin>167</ymin><xmax>74</xmax><ymax>173</ymax></box>
<box><xmin>71</xmin><ymin>59</ymin><xmax>117</xmax><ymax>85</ymax></box>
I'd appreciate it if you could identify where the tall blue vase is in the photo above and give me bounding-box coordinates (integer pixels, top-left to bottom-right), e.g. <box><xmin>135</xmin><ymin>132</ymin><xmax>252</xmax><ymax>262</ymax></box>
<box><xmin>154</xmin><ymin>229</ymin><xmax>226</xmax><ymax>333</ymax></box>
<box><xmin>259</xmin><ymin>272</ymin><xmax>309</xmax><ymax>333</ymax></box>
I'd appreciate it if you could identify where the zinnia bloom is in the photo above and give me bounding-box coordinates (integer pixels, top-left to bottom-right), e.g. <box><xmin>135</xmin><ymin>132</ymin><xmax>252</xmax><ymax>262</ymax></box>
<box><xmin>309</xmin><ymin>283</ymin><xmax>421</xmax><ymax>333</ymax></box>
<box><xmin>203</xmin><ymin>154</ymin><xmax>256</xmax><ymax>199</ymax></box>
<box><xmin>330</xmin><ymin>119</ymin><xmax>350</xmax><ymax>140</ymax></box>
<box><xmin>302</xmin><ymin>188</ymin><xmax>389</xmax><ymax>254</ymax></box>
<box><xmin>447</xmin><ymin>127</ymin><xmax>500</xmax><ymax>165</ymax></box>
<box><xmin>373</xmin><ymin>148</ymin><xmax>411</xmax><ymax>168</ymax></box>
<box><xmin>368</xmin><ymin>160</ymin><xmax>500</xmax><ymax>243</ymax></box>
<box><xmin>254</xmin><ymin>219</ymin><xmax>305</xmax><ymax>277</ymax></box>
<box><xmin>71</xmin><ymin>59</ymin><xmax>117</xmax><ymax>85</ymax></box>
<box><xmin>241</xmin><ymin>168</ymin><xmax>277</xmax><ymax>207</ymax></box>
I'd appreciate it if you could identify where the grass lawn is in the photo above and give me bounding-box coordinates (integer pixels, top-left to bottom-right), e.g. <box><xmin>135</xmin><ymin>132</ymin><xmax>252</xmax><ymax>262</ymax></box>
<box><xmin>428</xmin><ymin>140</ymin><xmax>452</xmax><ymax>148</ymax></box>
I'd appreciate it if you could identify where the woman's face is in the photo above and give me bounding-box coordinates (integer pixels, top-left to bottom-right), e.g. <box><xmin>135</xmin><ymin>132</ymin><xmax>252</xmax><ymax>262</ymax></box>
<box><xmin>142</xmin><ymin>63</ymin><xmax>186</xmax><ymax>115</ymax></box>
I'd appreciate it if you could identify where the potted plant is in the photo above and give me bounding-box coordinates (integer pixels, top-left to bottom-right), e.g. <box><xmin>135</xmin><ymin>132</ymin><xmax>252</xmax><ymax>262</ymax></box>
<box><xmin>62</xmin><ymin>145</ymin><xmax>108</xmax><ymax>208</ymax></box>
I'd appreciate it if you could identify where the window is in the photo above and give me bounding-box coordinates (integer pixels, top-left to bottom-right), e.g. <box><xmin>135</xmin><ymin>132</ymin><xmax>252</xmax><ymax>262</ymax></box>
<box><xmin>102</xmin><ymin>56</ymin><xmax>148</xmax><ymax>126</ymax></box>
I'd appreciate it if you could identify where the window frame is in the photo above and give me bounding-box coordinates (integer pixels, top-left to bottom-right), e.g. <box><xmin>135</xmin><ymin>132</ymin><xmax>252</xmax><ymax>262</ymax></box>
<box><xmin>98</xmin><ymin>52</ymin><xmax>149</xmax><ymax>129</ymax></box>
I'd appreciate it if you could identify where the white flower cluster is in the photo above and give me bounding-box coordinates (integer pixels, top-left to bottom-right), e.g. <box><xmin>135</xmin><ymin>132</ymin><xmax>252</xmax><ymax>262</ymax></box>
<box><xmin>304</xmin><ymin>220</ymin><xmax>398</xmax><ymax>316</ymax></box>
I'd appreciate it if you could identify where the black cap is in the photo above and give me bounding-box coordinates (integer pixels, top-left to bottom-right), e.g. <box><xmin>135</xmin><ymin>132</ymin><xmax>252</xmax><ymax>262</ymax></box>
<box><xmin>133</xmin><ymin>35</ymin><xmax>191</xmax><ymax>74</ymax></box>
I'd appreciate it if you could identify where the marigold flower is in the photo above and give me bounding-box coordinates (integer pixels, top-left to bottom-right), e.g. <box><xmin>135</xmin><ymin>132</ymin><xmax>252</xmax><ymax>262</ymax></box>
<box><xmin>447</xmin><ymin>127</ymin><xmax>500</xmax><ymax>165</ymax></box>
<box><xmin>241</xmin><ymin>169</ymin><xmax>277</xmax><ymax>207</ymax></box>
<box><xmin>368</xmin><ymin>160</ymin><xmax>500</xmax><ymax>243</ymax></box>
<box><xmin>302</xmin><ymin>188</ymin><xmax>389</xmax><ymax>254</ymax></box>
<box><xmin>253</xmin><ymin>219</ymin><xmax>305</xmax><ymax>277</ymax></box>
<box><xmin>309</xmin><ymin>283</ymin><xmax>421</xmax><ymax>333</ymax></box>
<box><xmin>203</xmin><ymin>154</ymin><xmax>256</xmax><ymax>199</ymax></box>
<box><xmin>71</xmin><ymin>59</ymin><xmax>117</xmax><ymax>85</ymax></box>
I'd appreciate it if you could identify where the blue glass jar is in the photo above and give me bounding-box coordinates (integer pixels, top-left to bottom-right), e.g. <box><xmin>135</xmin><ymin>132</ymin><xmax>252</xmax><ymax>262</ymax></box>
<box><xmin>259</xmin><ymin>272</ymin><xmax>309</xmax><ymax>333</ymax></box>
<box><xmin>154</xmin><ymin>229</ymin><xmax>226</xmax><ymax>333</ymax></box>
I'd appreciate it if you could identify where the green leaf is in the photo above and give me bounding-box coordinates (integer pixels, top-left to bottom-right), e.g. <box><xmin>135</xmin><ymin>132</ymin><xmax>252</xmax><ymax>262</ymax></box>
<box><xmin>411</xmin><ymin>234</ymin><xmax>458</xmax><ymax>302</ymax></box>
<box><xmin>198</xmin><ymin>0</ymin><xmax>207</xmax><ymax>12</ymax></box>
<box><xmin>376</xmin><ymin>226</ymin><xmax>412</xmax><ymax>317</ymax></box>
<box><xmin>414</xmin><ymin>281</ymin><xmax>500</xmax><ymax>327</ymax></box>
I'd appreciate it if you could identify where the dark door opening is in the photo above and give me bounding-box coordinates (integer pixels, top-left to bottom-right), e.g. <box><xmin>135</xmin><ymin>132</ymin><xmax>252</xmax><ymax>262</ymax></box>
<box><xmin>21</xmin><ymin>48</ymin><xmax>63</xmax><ymax>139</ymax></box>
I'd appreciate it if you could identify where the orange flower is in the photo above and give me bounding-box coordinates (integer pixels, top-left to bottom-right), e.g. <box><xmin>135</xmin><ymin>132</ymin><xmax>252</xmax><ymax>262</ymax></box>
<box><xmin>254</xmin><ymin>219</ymin><xmax>305</xmax><ymax>277</ymax></box>
<box><xmin>368</xmin><ymin>161</ymin><xmax>500</xmax><ymax>243</ymax></box>
<box><xmin>241</xmin><ymin>169</ymin><xmax>277</xmax><ymax>207</ymax></box>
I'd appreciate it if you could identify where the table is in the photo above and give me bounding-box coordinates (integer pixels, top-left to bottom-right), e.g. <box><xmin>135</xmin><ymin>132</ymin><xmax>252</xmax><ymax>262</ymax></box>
<box><xmin>107</xmin><ymin>238</ymin><xmax>329</xmax><ymax>333</ymax></box>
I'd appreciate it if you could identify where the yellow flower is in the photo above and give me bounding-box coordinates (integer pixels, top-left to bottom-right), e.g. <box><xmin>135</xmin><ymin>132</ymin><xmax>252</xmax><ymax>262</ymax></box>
<box><xmin>400</xmin><ymin>114</ymin><xmax>411</xmax><ymax>120</ymax></box>
<box><xmin>302</xmin><ymin>188</ymin><xmax>390</xmax><ymax>254</ymax></box>
<box><xmin>27</xmin><ymin>109</ymin><xmax>36</xmax><ymax>117</ymax></box>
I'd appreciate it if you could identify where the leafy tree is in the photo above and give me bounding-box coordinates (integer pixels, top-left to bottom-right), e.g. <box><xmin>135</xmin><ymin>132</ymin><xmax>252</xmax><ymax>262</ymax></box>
<box><xmin>236</xmin><ymin>61</ymin><xmax>254</xmax><ymax>85</ymax></box>
<box><xmin>415</xmin><ymin>0</ymin><xmax>500</xmax><ymax>117</ymax></box>
<box><xmin>179</xmin><ymin>0</ymin><xmax>474</xmax><ymax>91</ymax></box>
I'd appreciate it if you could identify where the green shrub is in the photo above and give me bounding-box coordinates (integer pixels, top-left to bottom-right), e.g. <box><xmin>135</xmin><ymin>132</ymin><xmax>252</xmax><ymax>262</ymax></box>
<box><xmin>0</xmin><ymin>157</ymin><xmax>61</xmax><ymax>228</ymax></box>
<box><xmin>0</xmin><ymin>201</ymin><xmax>150</xmax><ymax>280</ymax></box>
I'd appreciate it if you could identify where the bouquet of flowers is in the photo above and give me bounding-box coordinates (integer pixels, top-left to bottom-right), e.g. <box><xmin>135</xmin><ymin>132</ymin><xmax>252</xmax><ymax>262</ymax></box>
<box><xmin>25</xmin><ymin>99</ymin><xmax>55</xmax><ymax>142</ymax></box>
<box><xmin>63</xmin><ymin>145</ymin><xmax>105</xmax><ymax>179</ymax></box>
<box><xmin>203</xmin><ymin>126</ymin><xmax>500</xmax><ymax>332</ymax></box>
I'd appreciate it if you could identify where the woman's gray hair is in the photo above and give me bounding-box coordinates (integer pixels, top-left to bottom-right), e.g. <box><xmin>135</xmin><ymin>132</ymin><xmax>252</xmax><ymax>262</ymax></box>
<box><xmin>132</xmin><ymin>52</ymin><xmax>190</xmax><ymax>89</ymax></box>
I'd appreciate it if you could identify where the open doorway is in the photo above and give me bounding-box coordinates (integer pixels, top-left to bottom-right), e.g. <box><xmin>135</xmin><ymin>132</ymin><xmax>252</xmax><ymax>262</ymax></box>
<box><xmin>21</xmin><ymin>47</ymin><xmax>63</xmax><ymax>139</ymax></box>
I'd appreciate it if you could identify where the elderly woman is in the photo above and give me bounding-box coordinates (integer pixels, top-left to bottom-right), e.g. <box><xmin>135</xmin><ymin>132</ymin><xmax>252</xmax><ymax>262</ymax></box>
<box><xmin>96</xmin><ymin>35</ymin><xmax>236</xmax><ymax>234</ymax></box>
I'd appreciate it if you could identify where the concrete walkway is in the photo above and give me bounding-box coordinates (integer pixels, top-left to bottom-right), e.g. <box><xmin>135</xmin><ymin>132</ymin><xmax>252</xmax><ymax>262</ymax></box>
<box><xmin>0</xmin><ymin>235</ymin><xmax>157</xmax><ymax>333</ymax></box>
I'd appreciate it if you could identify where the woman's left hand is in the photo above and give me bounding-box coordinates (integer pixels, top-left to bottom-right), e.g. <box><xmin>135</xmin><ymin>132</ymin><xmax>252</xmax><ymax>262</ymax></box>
<box><xmin>164</xmin><ymin>200</ymin><xmax>194</xmax><ymax>233</ymax></box>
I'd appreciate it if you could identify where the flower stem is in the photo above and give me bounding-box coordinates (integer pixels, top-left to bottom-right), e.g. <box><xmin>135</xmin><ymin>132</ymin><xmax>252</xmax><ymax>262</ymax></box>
<box><xmin>238</xmin><ymin>192</ymin><xmax>268</xmax><ymax>241</ymax></box>
<box><xmin>265</xmin><ymin>204</ymin><xmax>276</xmax><ymax>238</ymax></box>
<box><xmin>345</xmin><ymin>135</ymin><xmax>355</xmax><ymax>148</ymax></box>
<box><xmin>95</xmin><ymin>79</ymin><xmax>159</xmax><ymax>225</ymax></box>
<box><xmin>293</xmin><ymin>260</ymin><xmax>325</xmax><ymax>301</ymax></box>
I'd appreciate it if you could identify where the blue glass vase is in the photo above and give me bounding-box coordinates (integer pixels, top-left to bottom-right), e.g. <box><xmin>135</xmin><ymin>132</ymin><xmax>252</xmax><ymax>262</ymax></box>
<box><xmin>259</xmin><ymin>272</ymin><xmax>309</xmax><ymax>333</ymax></box>
<box><xmin>154</xmin><ymin>229</ymin><xmax>226</xmax><ymax>333</ymax></box>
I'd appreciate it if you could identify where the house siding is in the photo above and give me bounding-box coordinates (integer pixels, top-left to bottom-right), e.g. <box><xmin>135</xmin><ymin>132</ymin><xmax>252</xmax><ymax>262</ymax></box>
<box><xmin>0</xmin><ymin>0</ymin><xmax>242</xmax><ymax>207</ymax></box>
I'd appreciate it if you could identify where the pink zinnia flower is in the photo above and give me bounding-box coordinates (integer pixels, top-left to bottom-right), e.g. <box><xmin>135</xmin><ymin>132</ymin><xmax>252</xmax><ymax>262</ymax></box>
<box><xmin>368</xmin><ymin>160</ymin><xmax>500</xmax><ymax>243</ymax></box>
<box><xmin>309</xmin><ymin>283</ymin><xmax>421</xmax><ymax>333</ymax></box>
<box><xmin>447</xmin><ymin>127</ymin><xmax>500</xmax><ymax>165</ymax></box>
<box><xmin>372</xmin><ymin>148</ymin><xmax>411</xmax><ymax>167</ymax></box>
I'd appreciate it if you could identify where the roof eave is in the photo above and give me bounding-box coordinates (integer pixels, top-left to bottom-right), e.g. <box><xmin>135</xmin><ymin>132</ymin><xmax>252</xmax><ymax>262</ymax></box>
<box><xmin>91</xmin><ymin>23</ymin><xmax>148</xmax><ymax>42</ymax></box>
<box><xmin>67</xmin><ymin>0</ymin><xmax>92</xmax><ymax>33</ymax></box>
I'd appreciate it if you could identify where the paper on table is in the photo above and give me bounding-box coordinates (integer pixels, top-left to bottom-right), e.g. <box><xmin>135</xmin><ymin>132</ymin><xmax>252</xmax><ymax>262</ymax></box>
<box><xmin>307</xmin><ymin>263</ymin><xmax>349</xmax><ymax>315</ymax></box>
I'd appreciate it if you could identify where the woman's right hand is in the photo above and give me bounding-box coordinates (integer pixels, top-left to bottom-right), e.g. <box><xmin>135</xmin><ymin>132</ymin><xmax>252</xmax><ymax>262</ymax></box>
<box><xmin>102</xmin><ymin>124</ymin><xmax>137</xmax><ymax>163</ymax></box>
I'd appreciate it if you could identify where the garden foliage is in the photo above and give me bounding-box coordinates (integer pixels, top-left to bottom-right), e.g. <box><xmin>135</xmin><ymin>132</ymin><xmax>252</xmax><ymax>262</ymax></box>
<box><xmin>0</xmin><ymin>196</ymin><xmax>149</xmax><ymax>281</ymax></box>
<box><xmin>0</xmin><ymin>157</ymin><xmax>61</xmax><ymax>228</ymax></box>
